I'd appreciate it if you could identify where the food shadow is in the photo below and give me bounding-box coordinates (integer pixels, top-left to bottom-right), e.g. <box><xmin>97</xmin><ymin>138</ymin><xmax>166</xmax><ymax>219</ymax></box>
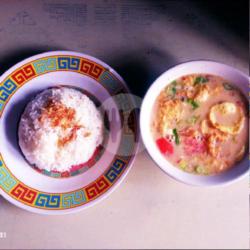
<box><xmin>4</xmin><ymin>89</ymin><xmax>41</xmax><ymax>156</ymax></box>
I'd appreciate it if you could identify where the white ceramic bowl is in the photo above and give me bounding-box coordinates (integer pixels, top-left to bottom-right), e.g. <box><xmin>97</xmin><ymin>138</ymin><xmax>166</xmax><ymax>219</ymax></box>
<box><xmin>140</xmin><ymin>60</ymin><xmax>249</xmax><ymax>186</ymax></box>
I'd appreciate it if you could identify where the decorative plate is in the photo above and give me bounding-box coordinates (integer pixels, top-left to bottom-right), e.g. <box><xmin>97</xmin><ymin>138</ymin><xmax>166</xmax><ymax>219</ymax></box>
<box><xmin>0</xmin><ymin>51</ymin><xmax>139</xmax><ymax>214</ymax></box>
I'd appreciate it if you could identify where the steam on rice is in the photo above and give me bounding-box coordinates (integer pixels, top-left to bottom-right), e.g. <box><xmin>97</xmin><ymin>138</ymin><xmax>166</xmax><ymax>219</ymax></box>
<box><xmin>18</xmin><ymin>87</ymin><xmax>103</xmax><ymax>172</ymax></box>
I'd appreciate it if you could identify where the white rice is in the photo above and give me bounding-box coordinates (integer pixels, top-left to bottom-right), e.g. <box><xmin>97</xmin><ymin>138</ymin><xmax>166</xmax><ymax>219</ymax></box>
<box><xmin>18</xmin><ymin>87</ymin><xmax>103</xmax><ymax>172</ymax></box>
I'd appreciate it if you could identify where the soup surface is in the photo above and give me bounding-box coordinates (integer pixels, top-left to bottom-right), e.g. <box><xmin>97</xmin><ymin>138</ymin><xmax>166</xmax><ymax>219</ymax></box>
<box><xmin>151</xmin><ymin>74</ymin><xmax>248</xmax><ymax>175</ymax></box>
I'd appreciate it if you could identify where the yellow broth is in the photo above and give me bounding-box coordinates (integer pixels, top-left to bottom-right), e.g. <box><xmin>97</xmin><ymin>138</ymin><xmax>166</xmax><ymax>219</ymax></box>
<box><xmin>151</xmin><ymin>74</ymin><xmax>249</xmax><ymax>175</ymax></box>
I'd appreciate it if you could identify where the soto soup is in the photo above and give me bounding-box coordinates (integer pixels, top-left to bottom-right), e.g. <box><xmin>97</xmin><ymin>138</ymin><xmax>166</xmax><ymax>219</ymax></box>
<box><xmin>151</xmin><ymin>74</ymin><xmax>249</xmax><ymax>175</ymax></box>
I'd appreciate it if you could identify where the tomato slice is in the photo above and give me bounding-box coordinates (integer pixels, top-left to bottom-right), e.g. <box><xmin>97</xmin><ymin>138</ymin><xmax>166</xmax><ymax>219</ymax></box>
<box><xmin>156</xmin><ymin>138</ymin><xmax>174</xmax><ymax>154</ymax></box>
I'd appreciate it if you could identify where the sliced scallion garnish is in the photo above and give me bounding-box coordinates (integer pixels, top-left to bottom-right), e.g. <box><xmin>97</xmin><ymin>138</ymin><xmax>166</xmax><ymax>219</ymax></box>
<box><xmin>187</xmin><ymin>98</ymin><xmax>199</xmax><ymax>110</ymax></box>
<box><xmin>173</xmin><ymin>128</ymin><xmax>180</xmax><ymax>145</ymax></box>
<box><xmin>194</xmin><ymin>76</ymin><xmax>208</xmax><ymax>85</ymax></box>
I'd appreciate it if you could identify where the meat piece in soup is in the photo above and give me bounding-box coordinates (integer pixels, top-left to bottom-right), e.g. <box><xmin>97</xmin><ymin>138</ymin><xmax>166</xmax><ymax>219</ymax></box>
<box><xmin>151</xmin><ymin>74</ymin><xmax>249</xmax><ymax>175</ymax></box>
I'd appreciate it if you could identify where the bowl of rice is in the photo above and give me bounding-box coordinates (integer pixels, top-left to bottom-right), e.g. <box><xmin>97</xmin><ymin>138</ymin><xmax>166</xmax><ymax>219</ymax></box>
<box><xmin>0</xmin><ymin>51</ymin><xmax>139</xmax><ymax>214</ymax></box>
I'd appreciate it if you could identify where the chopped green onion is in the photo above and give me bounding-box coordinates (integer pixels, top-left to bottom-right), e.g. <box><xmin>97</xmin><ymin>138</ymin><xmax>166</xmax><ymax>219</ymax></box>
<box><xmin>187</xmin><ymin>98</ymin><xmax>199</xmax><ymax>110</ymax></box>
<box><xmin>179</xmin><ymin>160</ymin><xmax>187</xmax><ymax>170</ymax></box>
<box><xmin>194</xmin><ymin>76</ymin><xmax>208</xmax><ymax>85</ymax></box>
<box><xmin>196</xmin><ymin>166</ymin><xmax>204</xmax><ymax>174</ymax></box>
<box><xmin>165</xmin><ymin>81</ymin><xmax>178</xmax><ymax>98</ymax></box>
<box><xmin>186</xmin><ymin>115</ymin><xmax>200</xmax><ymax>125</ymax></box>
<box><xmin>223</xmin><ymin>82</ymin><xmax>234</xmax><ymax>90</ymax></box>
<box><xmin>173</xmin><ymin>128</ymin><xmax>180</xmax><ymax>145</ymax></box>
<box><xmin>172</xmin><ymin>86</ymin><xmax>177</xmax><ymax>96</ymax></box>
<box><xmin>195</xmin><ymin>166</ymin><xmax>209</xmax><ymax>175</ymax></box>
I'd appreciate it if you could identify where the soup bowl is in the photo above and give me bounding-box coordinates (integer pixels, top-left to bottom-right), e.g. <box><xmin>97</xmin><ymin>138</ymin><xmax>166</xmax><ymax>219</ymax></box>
<box><xmin>140</xmin><ymin>60</ymin><xmax>249</xmax><ymax>186</ymax></box>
